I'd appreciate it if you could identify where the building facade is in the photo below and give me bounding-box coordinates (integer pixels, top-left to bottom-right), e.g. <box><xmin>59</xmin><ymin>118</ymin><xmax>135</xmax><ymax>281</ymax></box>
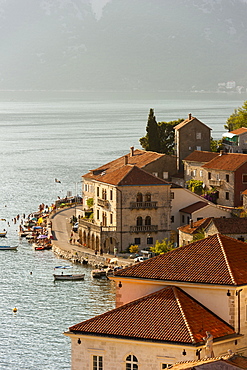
<box><xmin>80</xmin><ymin>165</ymin><xmax>171</xmax><ymax>253</ymax></box>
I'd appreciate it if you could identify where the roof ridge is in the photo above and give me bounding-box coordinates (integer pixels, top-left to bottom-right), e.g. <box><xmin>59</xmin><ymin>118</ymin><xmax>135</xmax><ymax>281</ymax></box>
<box><xmin>173</xmin><ymin>287</ymin><xmax>196</xmax><ymax>344</ymax></box>
<box><xmin>217</xmin><ymin>234</ymin><xmax>236</xmax><ymax>285</ymax></box>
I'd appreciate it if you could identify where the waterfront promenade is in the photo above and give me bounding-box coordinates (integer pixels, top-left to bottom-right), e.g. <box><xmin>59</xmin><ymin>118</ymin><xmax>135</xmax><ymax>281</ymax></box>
<box><xmin>50</xmin><ymin>206</ymin><xmax>134</xmax><ymax>267</ymax></box>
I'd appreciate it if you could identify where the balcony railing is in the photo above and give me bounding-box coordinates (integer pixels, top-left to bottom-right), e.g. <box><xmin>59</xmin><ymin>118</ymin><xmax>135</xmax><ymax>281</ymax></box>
<box><xmin>130</xmin><ymin>201</ymin><xmax>158</xmax><ymax>209</ymax></box>
<box><xmin>208</xmin><ymin>179</ymin><xmax>223</xmax><ymax>187</ymax></box>
<box><xmin>97</xmin><ymin>198</ymin><xmax>109</xmax><ymax>208</ymax></box>
<box><xmin>130</xmin><ymin>225</ymin><xmax>158</xmax><ymax>233</ymax></box>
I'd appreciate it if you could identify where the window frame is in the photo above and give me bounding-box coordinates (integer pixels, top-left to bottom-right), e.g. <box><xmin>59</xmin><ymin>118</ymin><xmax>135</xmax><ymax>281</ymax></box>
<box><xmin>92</xmin><ymin>355</ymin><xmax>103</xmax><ymax>370</ymax></box>
<box><xmin>125</xmin><ymin>354</ymin><xmax>138</xmax><ymax>370</ymax></box>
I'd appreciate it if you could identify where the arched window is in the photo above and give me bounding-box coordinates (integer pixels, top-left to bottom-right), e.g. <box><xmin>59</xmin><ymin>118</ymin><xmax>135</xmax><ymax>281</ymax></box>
<box><xmin>126</xmin><ymin>354</ymin><xmax>138</xmax><ymax>370</ymax></box>
<box><xmin>136</xmin><ymin>192</ymin><xmax>143</xmax><ymax>202</ymax></box>
<box><xmin>136</xmin><ymin>216</ymin><xmax>143</xmax><ymax>226</ymax></box>
<box><xmin>145</xmin><ymin>193</ymin><xmax>151</xmax><ymax>202</ymax></box>
<box><xmin>145</xmin><ymin>216</ymin><xmax>151</xmax><ymax>225</ymax></box>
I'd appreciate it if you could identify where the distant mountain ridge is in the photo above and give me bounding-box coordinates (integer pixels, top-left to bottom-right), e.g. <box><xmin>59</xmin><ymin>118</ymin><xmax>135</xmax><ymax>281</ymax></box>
<box><xmin>0</xmin><ymin>0</ymin><xmax>246</xmax><ymax>92</ymax></box>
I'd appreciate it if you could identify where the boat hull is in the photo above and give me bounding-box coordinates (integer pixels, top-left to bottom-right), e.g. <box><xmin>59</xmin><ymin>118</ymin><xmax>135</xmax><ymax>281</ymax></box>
<box><xmin>53</xmin><ymin>274</ymin><xmax>85</xmax><ymax>281</ymax></box>
<box><xmin>0</xmin><ymin>246</ymin><xmax>18</xmax><ymax>250</ymax></box>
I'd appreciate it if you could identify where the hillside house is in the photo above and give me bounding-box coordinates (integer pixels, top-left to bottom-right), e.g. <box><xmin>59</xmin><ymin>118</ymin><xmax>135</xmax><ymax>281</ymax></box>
<box><xmin>174</xmin><ymin>114</ymin><xmax>211</xmax><ymax>171</ymax></box>
<box><xmin>65</xmin><ymin>234</ymin><xmax>247</xmax><ymax>369</ymax></box>
<box><xmin>170</xmin><ymin>184</ymin><xmax>231</xmax><ymax>243</ymax></box>
<box><xmin>183</xmin><ymin>150</ymin><xmax>219</xmax><ymax>184</ymax></box>
<box><xmin>184</xmin><ymin>152</ymin><xmax>247</xmax><ymax>207</ymax></box>
<box><xmin>222</xmin><ymin>127</ymin><xmax>247</xmax><ymax>154</ymax></box>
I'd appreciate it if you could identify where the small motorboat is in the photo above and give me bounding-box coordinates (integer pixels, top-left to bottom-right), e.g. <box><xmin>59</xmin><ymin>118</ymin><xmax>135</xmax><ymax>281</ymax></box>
<box><xmin>53</xmin><ymin>265</ymin><xmax>85</xmax><ymax>281</ymax></box>
<box><xmin>0</xmin><ymin>245</ymin><xmax>18</xmax><ymax>250</ymax></box>
<box><xmin>53</xmin><ymin>273</ymin><xmax>85</xmax><ymax>281</ymax></box>
<box><xmin>91</xmin><ymin>269</ymin><xmax>107</xmax><ymax>278</ymax></box>
<box><xmin>0</xmin><ymin>230</ymin><xmax>7</xmax><ymax>237</ymax></box>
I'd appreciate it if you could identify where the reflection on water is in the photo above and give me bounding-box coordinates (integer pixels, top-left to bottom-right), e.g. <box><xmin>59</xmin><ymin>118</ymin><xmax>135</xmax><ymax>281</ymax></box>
<box><xmin>0</xmin><ymin>230</ymin><xmax>115</xmax><ymax>370</ymax></box>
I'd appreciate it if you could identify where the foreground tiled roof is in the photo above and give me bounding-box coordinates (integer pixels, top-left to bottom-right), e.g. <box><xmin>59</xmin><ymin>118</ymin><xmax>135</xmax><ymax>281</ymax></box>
<box><xmin>179</xmin><ymin>201</ymin><xmax>208</xmax><ymax>214</ymax></box>
<box><xmin>170</xmin><ymin>354</ymin><xmax>247</xmax><ymax>369</ymax></box>
<box><xmin>183</xmin><ymin>150</ymin><xmax>219</xmax><ymax>163</ymax></box>
<box><xmin>202</xmin><ymin>153</ymin><xmax>247</xmax><ymax>171</ymax></box>
<box><xmin>84</xmin><ymin>148</ymin><xmax>166</xmax><ymax>178</ymax></box>
<box><xmin>178</xmin><ymin>217</ymin><xmax>212</xmax><ymax>234</ymax></box>
<box><xmin>230</xmin><ymin>127</ymin><xmax>247</xmax><ymax>135</ymax></box>
<box><xmin>114</xmin><ymin>234</ymin><xmax>247</xmax><ymax>285</ymax></box>
<box><xmin>208</xmin><ymin>218</ymin><xmax>247</xmax><ymax>235</ymax></box>
<box><xmin>68</xmin><ymin>286</ymin><xmax>235</xmax><ymax>344</ymax></box>
<box><xmin>84</xmin><ymin>164</ymin><xmax>169</xmax><ymax>186</ymax></box>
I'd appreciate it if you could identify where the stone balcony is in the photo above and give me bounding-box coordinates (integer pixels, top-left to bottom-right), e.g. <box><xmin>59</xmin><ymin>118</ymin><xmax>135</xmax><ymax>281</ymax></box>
<box><xmin>208</xmin><ymin>179</ymin><xmax>223</xmax><ymax>187</ymax></box>
<box><xmin>130</xmin><ymin>201</ymin><xmax>158</xmax><ymax>209</ymax></box>
<box><xmin>97</xmin><ymin>198</ymin><xmax>109</xmax><ymax>208</ymax></box>
<box><xmin>130</xmin><ymin>225</ymin><xmax>158</xmax><ymax>233</ymax></box>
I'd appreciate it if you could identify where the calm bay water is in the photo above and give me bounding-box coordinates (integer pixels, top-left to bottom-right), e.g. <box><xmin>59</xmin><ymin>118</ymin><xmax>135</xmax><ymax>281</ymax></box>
<box><xmin>0</xmin><ymin>91</ymin><xmax>246</xmax><ymax>369</ymax></box>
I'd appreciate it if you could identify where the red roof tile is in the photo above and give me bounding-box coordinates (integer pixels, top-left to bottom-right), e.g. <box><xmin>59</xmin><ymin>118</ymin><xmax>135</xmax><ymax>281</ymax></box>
<box><xmin>84</xmin><ymin>165</ymin><xmax>169</xmax><ymax>186</ymax></box>
<box><xmin>230</xmin><ymin>127</ymin><xmax>247</xmax><ymax>135</ymax></box>
<box><xmin>178</xmin><ymin>217</ymin><xmax>212</xmax><ymax>234</ymax></box>
<box><xmin>85</xmin><ymin>149</ymin><xmax>165</xmax><ymax>177</ymax></box>
<box><xmin>69</xmin><ymin>286</ymin><xmax>235</xmax><ymax>344</ymax></box>
<box><xmin>202</xmin><ymin>153</ymin><xmax>247</xmax><ymax>171</ymax></box>
<box><xmin>179</xmin><ymin>201</ymin><xmax>208</xmax><ymax>214</ymax></box>
<box><xmin>170</xmin><ymin>354</ymin><xmax>247</xmax><ymax>369</ymax></box>
<box><xmin>174</xmin><ymin>117</ymin><xmax>211</xmax><ymax>131</ymax></box>
<box><xmin>183</xmin><ymin>150</ymin><xmax>219</xmax><ymax>163</ymax></box>
<box><xmin>207</xmin><ymin>218</ymin><xmax>247</xmax><ymax>235</ymax></box>
<box><xmin>114</xmin><ymin>234</ymin><xmax>247</xmax><ymax>286</ymax></box>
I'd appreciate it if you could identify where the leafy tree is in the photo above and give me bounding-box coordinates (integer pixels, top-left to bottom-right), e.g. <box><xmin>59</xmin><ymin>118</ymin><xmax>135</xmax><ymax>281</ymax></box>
<box><xmin>150</xmin><ymin>238</ymin><xmax>174</xmax><ymax>255</ymax></box>
<box><xmin>139</xmin><ymin>109</ymin><xmax>183</xmax><ymax>154</ymax></box>
<box><xmin>158</xmin><ymin>119</ymin><xmax>183</xmax><ymax>154</ymax></box>
<box><xmin>186</xmin><ymin>180</ymin><xmax>204</xmax><ymax>195</ymax></box>
<box><xmin>210</xmin><ymin>138</ymin><xmax>223</xmax><ymax>152</ymax></box>
<box><xmin>224</xmin><ymin>100</ymin><xmax>247</xmax><ymax>131</ymax></box>
<box><xmin>86</xmin><ymin>198</ymin><xmax>94</xmax><ymax>208</ymax></box>
<box><xmin>192</xmin><ymin>229</ymin><xmax>205</xmax><ymax>241</ymax></box>
<box><xmin>129</xmin><ymin>245</ymin><xmax>139</xmax><ymax>254</ymax></box>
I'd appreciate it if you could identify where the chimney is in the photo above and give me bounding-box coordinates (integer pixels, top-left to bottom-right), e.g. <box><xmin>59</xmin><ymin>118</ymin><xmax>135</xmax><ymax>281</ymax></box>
<box><xmin>124</xmin><ymin>155</ymin><xmax>128</xmax><ymax>165</ymax></box>
<box><xmin>190</xmin><ymin>219</ymin><xmax>193</xmax><ymax>228</ymax></box>
<box><xmin>188</xmin><ymin>113</ymin><xmax>192</xmax><ymax>120</ymax></box>
<box><xmin>130</xmin><ymin>146</ymin><xmax>134</xmax><ymax>157</ymax></box>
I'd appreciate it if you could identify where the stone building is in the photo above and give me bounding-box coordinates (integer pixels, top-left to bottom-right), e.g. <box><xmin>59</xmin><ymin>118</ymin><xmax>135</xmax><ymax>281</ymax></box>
<box><xmin>65</xmin><ymin>234</ymin><xmax>247</xmax><ymax>369</ymax></box>
<box><xmin>222</xmin><ymin>127</ymin><xmax>247</xmax><ymax>154</ymax></box>
<box><xmin>174</xmin><ymin>114</ymin><xmax>211</xmax><ymax>170</ymax></box>
<box><xmin>79</xmin><ymin>164</ymin><xmax>171</xmax><ymax>253</ymax></box>
<box><xmin>184</xmin><ymin>152</ymin><xmax>247</xmax><ymax>208</ymax></box>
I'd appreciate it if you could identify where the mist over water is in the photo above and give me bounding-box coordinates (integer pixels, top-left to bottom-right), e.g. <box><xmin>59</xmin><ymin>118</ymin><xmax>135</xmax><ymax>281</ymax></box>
<box><xmin>0</xmin><ymin>91</ymin><xmax>245</xmax><ymax>369</ymax></box>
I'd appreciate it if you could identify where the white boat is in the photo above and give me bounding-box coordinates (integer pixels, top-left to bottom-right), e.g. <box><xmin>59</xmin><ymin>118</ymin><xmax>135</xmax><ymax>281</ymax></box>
<box><xmin>53</xmin><ymin>265</ymin><xmax>85</xmax><ymax>281</ymax></box>
<box><xmin>53</xmin><ymin>273</ymin><xmax>85</xmax><ymax>281</ymax></box>
<box><xmin>91</xmin><ymin>269</ymin><xmax>107</xmax><ymax>278</ymax></box>
<box><xmin>0</xmin><ymin>245</ymin><xmax>18</xmax><ymax>250</ymax></box>
<box><xmin>0</xmin><ymin>230</ymin><xmax>7</xmax><ymax>237</ymax></box>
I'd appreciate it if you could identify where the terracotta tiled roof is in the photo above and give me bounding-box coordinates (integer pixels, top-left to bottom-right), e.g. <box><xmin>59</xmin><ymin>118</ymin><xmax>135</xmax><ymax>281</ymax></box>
<box><xmin>207</xmin><ymin>218</ymin><xmax>247</xmax><ymax>235</ymax></box>
<box><xmin>174</xmin><ymin>116</ymin><xmax>211</xmax><ymax>131</ymax></box>
<box><xmin>84</xmin><ymin>149</ymin><xmax>166</xmax><ymax>178</ymax></box>
<box><xmin>179</xmin><ymin>201</ymin><xmax>208</xmax><ymax>214</ymax></box>
<box><xmin>178</xmin><ymin>217</ymin><xmax>212</xmax><ymax>234</ymax></box>
<box><xmin>170</xmin><ymin>354</ymin><xmax>247</xmax><ymax>369</ymax></box>
<box><xmin>183</xmin><ymin>150</ymin><xmax>219</xmax><ymax>163</ymax></box>
<box><xmin>68</xmin><ymin>286</ymin><xmax>235</xmax><ymax>344</ymax></box>
<box><xmin>114</xmin><ymin>234</ymin><xmax>247</xmax><ymax>285</ymax></box>
<box><xmin>242</xmin><ymin>189</ymin><xmax>247</xmax><ymax>195</ymax></box>
<box><xmin>202</xmin><ymin>153</ymin><xmax>247</xmax><ymax>171</ymax></box>
<box><xmin>230</xmin><ymin>127</ymin><xmax>247</xmax><ymax>135</ymax></box>
<box><xmin>84</xmin><ymin>164</ymin><xmax>169</xmax><ymax>186</ymax></box>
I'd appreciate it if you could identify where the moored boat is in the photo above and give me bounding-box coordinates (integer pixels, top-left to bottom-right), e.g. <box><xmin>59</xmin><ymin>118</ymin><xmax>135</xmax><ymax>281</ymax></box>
<box><xmin>0</xmin><ymin>245</ymin><xmax>18</xmax><ymax>250</ymax></box>
<box><xmin>0</xmin><ymin>230</ymin><xmax>7</xmax><ymax>237</ymax></box>
<box><xmin>53</xmin><ymin>273</ymin><xmax>85</xmax><ymax>281</ymax></box>
<box><xmin>91</xmin><ymin>269</ymin><xmax>107</xmax><ymax>278</ymax></box>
